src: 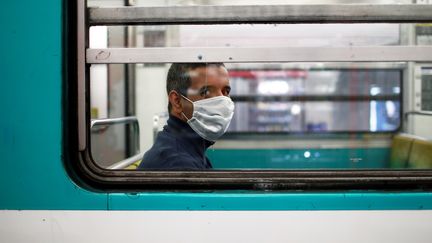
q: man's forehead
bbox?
[188,66,228,78]
[188,67,229,89]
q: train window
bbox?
[420,67,432,112]
[69,0,432,190]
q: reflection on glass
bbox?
[229,101,400,133]
[227,69,401,133]
[90,122,139,168]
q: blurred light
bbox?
[370,87,381,96]
[89,26,108,48]
[370,101,377,132]
[393,86,400,94]
[257,80,290,95]
[291,104,301,115]
[386,101,396,117]
[304,151,311,158]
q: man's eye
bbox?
[200,89,210,97]
[224,88,231,96]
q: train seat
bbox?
[389,134,416,168]
[125,160,141,170]
[408,139,432,169]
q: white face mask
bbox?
[181,95,235,142]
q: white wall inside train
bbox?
[406,64,432,139]
[89,26,108,119]
[136,66,169,152]
[412,117,432,139]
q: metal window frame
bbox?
[89,5,432,25]
[87,46,432,64]
[72,1,432,191]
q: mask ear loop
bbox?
[202,60,209,162]
[180,93,194,104]
[181,111,189,121]
[179,93,193,121]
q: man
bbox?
[137,63,234,170]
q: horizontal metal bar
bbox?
[90,116,138,128]
[89,4,432,25]
[231,95,400,102]
[404,110,432,120]
[107,152,144,170]
[87,46,432,63]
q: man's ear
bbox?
[168,90,182,114]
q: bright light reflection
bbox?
[291,104,301,115]
[370,101,377,132]
[257,80,290,95]
[386,101,396,117]
[370,87,381,96]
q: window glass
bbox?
[227,68,401,133]
[82,1,432,175]
[90,122,139,168]
[91,24,401,48]
[421,68,432,111]
[88,63,402,170]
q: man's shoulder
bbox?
[138,133,197,169]
[139,149,202,170]
[141,132,180,162]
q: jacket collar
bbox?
[166,115,214,152]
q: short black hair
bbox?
[166,63,225,112]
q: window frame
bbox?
[65,0,432,191]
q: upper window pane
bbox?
[91,24,401,48]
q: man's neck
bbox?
[170,112,187,123]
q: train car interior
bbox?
[83,0,432,184]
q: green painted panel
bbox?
[0,0,107,210]
[108,192,432,210]
[207,148,390,169]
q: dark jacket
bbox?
[137,115,214,170]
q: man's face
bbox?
[181,65,231,119]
